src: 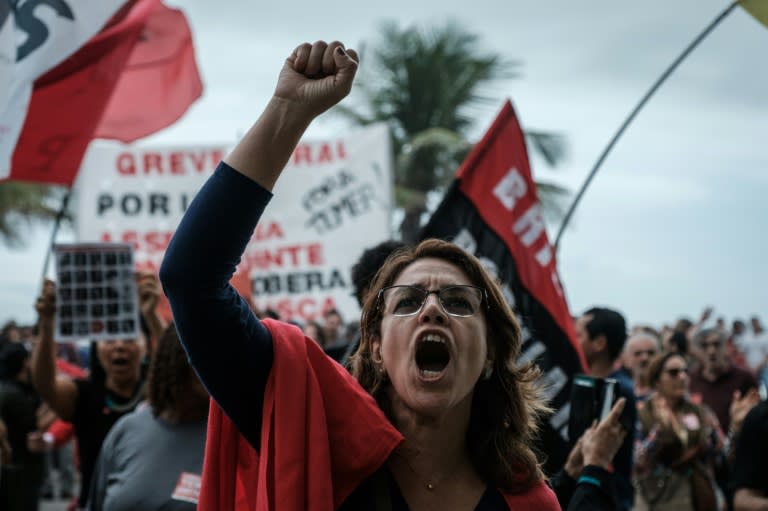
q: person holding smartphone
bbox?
[574,307,637,511]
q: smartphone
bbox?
[568,375,620,443]
[600,378,617,421]
[568,374,599,443]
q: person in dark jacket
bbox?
[0,342,45,511]
[551,397,627,511]
[730,400,768,511]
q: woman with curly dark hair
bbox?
[160,39,559,510]
[88,324,209,511]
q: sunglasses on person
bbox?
[378,285,487,317]
[663,367,688,378]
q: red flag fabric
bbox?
[199,319,404,511]
[420,100,587,474]
[95,3,202,142]
[455,101,581,344]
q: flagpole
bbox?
[553,0,741,252]
[40,188,72,285]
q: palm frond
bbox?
[331,20,568,236]
[0,182,68,247]
[525,131,567,167]
[331,104,375,126]
[535,180,570,221]
[394,185,428,210]
[397,128,471,191]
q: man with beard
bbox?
[689,327,760,509]
[622,332,659,401]
[689,328,757,433]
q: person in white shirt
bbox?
[741,316,768,386]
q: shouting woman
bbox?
[160,40,559,511]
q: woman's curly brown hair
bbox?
[349,239,550,494]
[147,322,201,417]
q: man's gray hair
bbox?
[693,327,727,346]
[625,331,661,350]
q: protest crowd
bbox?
[0,39,766,511]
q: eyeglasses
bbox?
[663,367,688,378]
[633,349,657,357]
[378,285,487,317]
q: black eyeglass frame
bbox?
[377,284,489,318]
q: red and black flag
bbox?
[420,100,587,473]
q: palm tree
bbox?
[0,182,68,247]
[335,20,568,242]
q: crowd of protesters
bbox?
[1,300,766,510]
[1,39,767,511]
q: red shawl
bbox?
[197,319,559,510]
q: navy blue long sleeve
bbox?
[551,466,618,511]
[159,162,274,450]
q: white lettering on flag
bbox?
[492,167,527,211]
[535,243,552,267]
[512,203,546,247]
[539,366,568,402]
[452,228,478,254]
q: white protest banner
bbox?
[74,123,393,323]
[74,142,228,269]
[248,123,393,323]
[53,243,140,341]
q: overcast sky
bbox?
[3,0,767,328]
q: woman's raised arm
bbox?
[159,41,358,449]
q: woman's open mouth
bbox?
[415,334,450,380]
[110,357,130,370]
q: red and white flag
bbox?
[0,0,132,179]
[0,3,14,114]
[95,3,203,143]
[1,0,202,185]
